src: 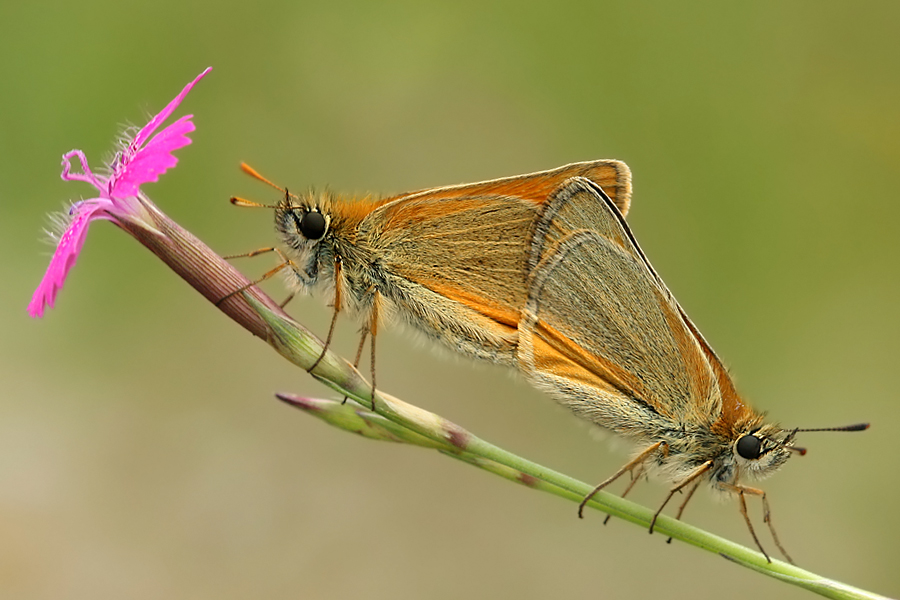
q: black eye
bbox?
[299,210,327,240]
[736,434,762,460]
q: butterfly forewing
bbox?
[528,177,635,273]
[355,161,633,364]
[380,160,632,217]
[360,195,534,362]
[519,180,721,427]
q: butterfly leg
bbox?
[308,258,343,373]
[216,248,293,306]
[602,462,645,525]
[223,246,276,259]
[578,441,667,518]
[665,477,703,543]
[338,286,380,410]
[367,290,380,410]
[649,460,712,535]
[719,482,792,564]
[340,328,369,405]
[278,293,296,308]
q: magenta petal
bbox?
[30,68,211,318]
[60,149,105,191]
[110,115,196,197]
[27,201,112,318]
[131,67,211,150]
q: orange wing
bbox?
[518,177,742,430]
[354,162,632,364]
[381,160,632,217]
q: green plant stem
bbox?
[110,197,887,600]
[250,294,888,600]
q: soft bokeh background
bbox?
[2,2,897,599]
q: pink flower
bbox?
[28,67,211,318]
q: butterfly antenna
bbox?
[781,422,869,456]
[230,196,278,208]
[231,162,297,208]
[241,162,288,194]
[793,423,870,433]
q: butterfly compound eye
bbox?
[299,211,327,240]
[736,434,763,459]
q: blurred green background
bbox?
[2,1,897,599]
